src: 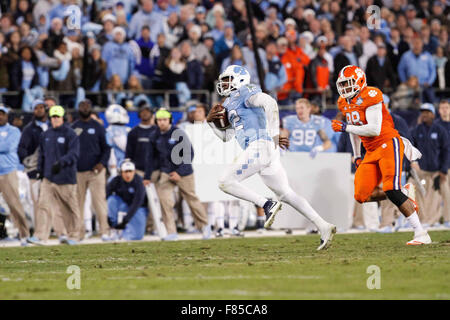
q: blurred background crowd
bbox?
[0,0,449,244]
[0,0,447,112]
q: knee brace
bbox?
[385,190,409,208]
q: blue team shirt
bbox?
[224,84,271,150]
[282,115,327,152]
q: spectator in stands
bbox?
[202,32,219,93]
[180,40,204,99]
[33,105,80,245]
[278,30,309,103]
[421,24,439,55]
[436,100,450,227]
[129,0,165,42]
[221,44,245,72]
[398,37,437,103]
[97,14,117,46]
[264,41,287,98]
[10,46,40,91]
[71,100,110,241]
[44,17,64,56]
[18,100,48,241]
[0,105,30,245]
[34,39,61,89]
[333,35,358,96]
[430,1,447,25]
[187,24,212,66]
[102,27,136,85]
[83,44,107,92]
[161,46,190,105]
[410,103,449,227]
[107,159,149,240]
[135,25,155,88]
[386,27,409,80]
[144,109,211,240]
[126,105,156,177]
[433,46,449,98]
[366,43,397,92]
[49,41,74,91]
[392,76,421,110]
[164,12,183,48]
[309,38,331,102]
[214,21,241,70]
[241,34,268,87]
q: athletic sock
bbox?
[0,214,7,239]
[282,191,328,231]
[406,212,424,236]
[256,216,265,229]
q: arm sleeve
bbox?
[17,128,30,161]
[397,56,407,83]
[124,182,146,222]
[99,127,111,167]
[246,92,280,138]
[58,132,79,167]
[345,103,382,137]
[207,121,235,142]
[125,129,135,160]
[0,128,20,154]
[349,133,362,158]
[37,134,44,174]
[106,177,117,199]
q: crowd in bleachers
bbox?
[0,0,447,111]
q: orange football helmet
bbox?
[336,65,367,99]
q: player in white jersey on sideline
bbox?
[207,65,336,250]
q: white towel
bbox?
[401,136,422,161]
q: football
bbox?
[213,105,230,129]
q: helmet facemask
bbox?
[337,77,359,99]
[216,76,237,97]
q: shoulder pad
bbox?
[239,84,262,98]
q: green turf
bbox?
[0,231,449,300]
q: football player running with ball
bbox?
[332,65,431,245]
[207,65,336,250]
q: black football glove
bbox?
[51,161,61,175]
[115,221,127,230]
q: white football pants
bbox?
[218,140,328,230]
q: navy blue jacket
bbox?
[144,126,194,179]
[71,119,110,172]
[38,124,79,184]
[18,119,48,179]
[125,125,157,172]
[435,118,450,169]
[411,121,449,173]
[106,174,147,222]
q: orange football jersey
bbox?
[337,86,399,152]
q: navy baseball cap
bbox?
[420,103,435,114]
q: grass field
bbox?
[0,231,449,300]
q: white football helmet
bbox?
[216,65,251,96]
[105,104,129,125]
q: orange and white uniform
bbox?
[336,69,404,203]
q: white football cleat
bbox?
[406,230,432,245]
[402,183,419,212]
[263,200,282,229]
[317,223,337,251]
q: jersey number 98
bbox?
[346,111,364,126]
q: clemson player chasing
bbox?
[331,65,431,245]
